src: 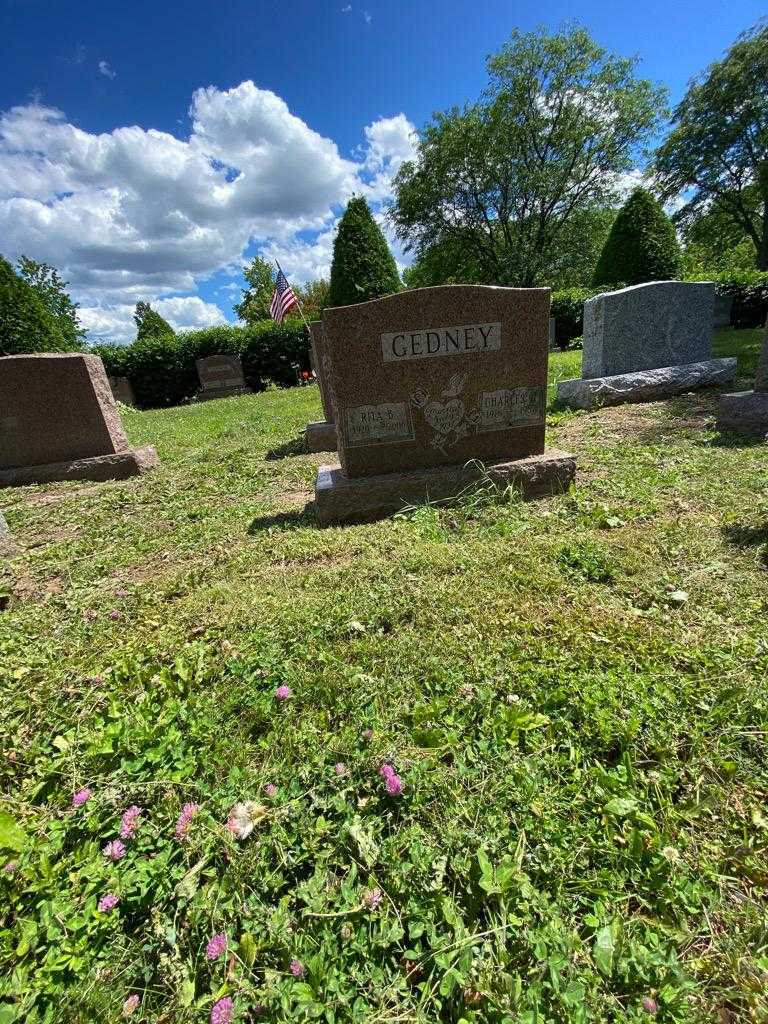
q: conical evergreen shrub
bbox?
[328,196,401,307]
[592,187,682,288]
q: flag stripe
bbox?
[270,269,299,324]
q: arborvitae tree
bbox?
[134,301,175,340]
[0,255,67,355]
[16,256,85,350]
[592,187,682,287]
[328,196,401,307]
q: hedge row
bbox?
[92,320,309,409]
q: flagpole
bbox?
[274,259,314,385]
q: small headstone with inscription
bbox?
[195,354,251,401]
[557,281,736,410]
[314,285,575,525]
[717,325,768,436]
[0,353,159,486]
[109,376,136,407]
[305,321,337,452]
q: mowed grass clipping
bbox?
[1,330,767,1024]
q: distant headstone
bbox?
[196,354,250,401]
[305,321,337,453]
[548,317,556,350]
[557,281,736,410]
[314,285,575,524]
[717,326,768,435]
[109,376,136,407]
[0,354,159,486]
[713,293,733,330]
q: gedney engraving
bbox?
[381,323,502,363]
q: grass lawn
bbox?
[1,329,767,1024]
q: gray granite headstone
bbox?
[196,354,250,401]
[582,281,715,378]
[717,326,768,435]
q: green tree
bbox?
[134,301,175,341]
[328,196,401,307]
[592,187,681,286]
[0,255,67,355]
[234,257,275,323]
[295,278,330,321]
[391,26,665,287]
[16,256,84,350]
[654,20,768,271]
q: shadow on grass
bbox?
[247,505,315,533]
[722,522,768,549]
[265,436,306,461]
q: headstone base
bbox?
[196,386,251,402]
[557,358,737,411]
[716,390,768,436]
[305,421,337,453]
[315,448,576,526]
[0,446,160,488]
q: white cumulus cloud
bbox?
[0,83,416,343]
[98,61,116,79]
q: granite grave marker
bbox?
[0,353,159,486]
[196,354,251,401]
[315,285,575,524]
[109,376,136,407]
[717,325,768,435]
[305,321,337,453]
[557,281,736,409]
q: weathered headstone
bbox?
[196,354,250,401]
[305,321,337,453]
[548,317,556,350]
[315,285,575,524]
[557,281,736,409]
[717,325,768,435]
[109,376,136,407]
[0,353,159,487]
[713,293,733,330]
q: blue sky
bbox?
[0,0,763,342]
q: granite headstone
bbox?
[717,325,768,435]
[109,376,136,407]
[0,353,159,486]
[305,321,337,452]
[196,354,250,401]
[557,281,736,410]
[315,285,575,523]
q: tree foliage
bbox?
[16,256,84,350]
[391,26,665,287]
[592,187,681,286]
[234,257,275,323]
[328,196,401,307]
[654,20,768,270]
[134,301,175,341]
[0,255,69,355]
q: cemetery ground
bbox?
[1,329,767,1024]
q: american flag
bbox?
[269,268,299,324]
